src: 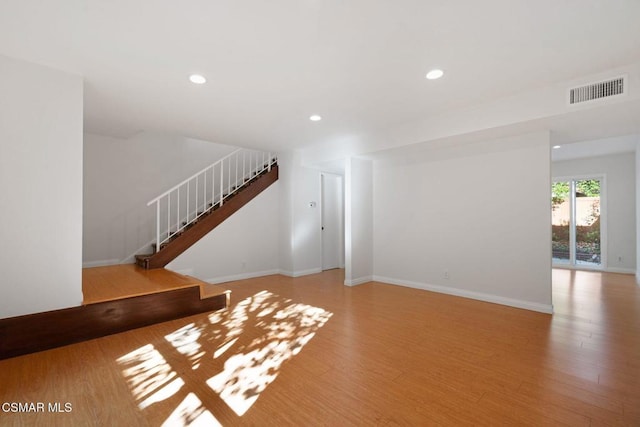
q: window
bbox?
[552,178,603,269]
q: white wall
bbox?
[277,152,295,274]
[372,132,553,313]
[277,152,323,277]
[345,157,373,285]
[0,55,83,318]
[637,144,640,285]
[553,152,636,273]
[292,161,322,275]
[166,183,280,283]
[83,132,236,266]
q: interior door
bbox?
[321,174,343,270]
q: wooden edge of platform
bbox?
[183,276,232,301]
[0,286,228,360]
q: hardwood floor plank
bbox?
[1,269,639,425]
[517,380,625,423]
[478,390,591,426]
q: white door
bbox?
[321,174,343,270]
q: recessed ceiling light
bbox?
[553,145,561,149]
[309,115,322,122]
[189,74,207,84]
[425,69,444,80]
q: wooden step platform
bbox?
[0,265,229,360]
[82,264,228,304]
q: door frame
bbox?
[320,172,345,270]
[552,174,607,271]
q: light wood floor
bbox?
[1,269,638,426]
[82,265,226,304]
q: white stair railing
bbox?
[147,149,277,252]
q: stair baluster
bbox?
[135,149,278,269]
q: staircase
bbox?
[135,149,278,269]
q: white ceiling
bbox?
[1,0,640,153]
[552,134,638,162]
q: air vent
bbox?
[569,76,626,105]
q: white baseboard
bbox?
[344,276,373,286]
[206,269,280,284]
[278,268,322,278]
[121,239,156,265]
[82,259,121,268]
[372,275,553,314]
[278,269,294,277]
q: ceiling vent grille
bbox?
[569,76,626,105]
